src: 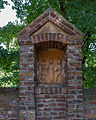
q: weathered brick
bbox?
[17,8,85,120]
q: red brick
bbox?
[42,12,49,19]
[38,104,44,107]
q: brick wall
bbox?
[0,88,19,120]
[35,87,66,120]
[84,88,96,120]
[0,87,96,119]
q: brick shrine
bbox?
[18,7,84,120]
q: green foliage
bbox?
[0,22,24,48]
[11,0,62,24]
[0,22,25,87]
[0,46,19,87]
[66,0,96,33]
[0,0,96,87]
[83,34,96,88]
[0,0,9,11]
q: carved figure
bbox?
[39,59,48,84]
[54,58,62,83]
[39,57,62,85]
[47,58,55,83]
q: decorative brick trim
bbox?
[32,33,68,44]
[18,33,68,46]
[18,8,83,41]
[18,34,83,46]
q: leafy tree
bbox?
[0,0,96,87]
[0,22,24,87]
[0,0,9,11]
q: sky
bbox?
[0,0,18,27]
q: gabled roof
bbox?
[18,7,83,37]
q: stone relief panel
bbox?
[38,49,64,85]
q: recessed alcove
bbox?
[39,48,63,85]
[34,41,66,87]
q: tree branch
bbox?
[82,31,92,65]
[58,0,66,17]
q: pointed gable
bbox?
[18,7,83,38]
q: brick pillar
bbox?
[67,36,84,120]
[19,43,36,120]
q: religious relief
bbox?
[38,48,64,86]
[39,57,62,85]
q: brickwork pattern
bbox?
[18,8,84,120]
[19,33,68,46]
[67,36,84,120]
[19,45,35,120]
[0,8,96,120]
[19,33,68,119]
[0,88,19,120]
[18,8,83,40]
[84,88,96,120]
[0,88,96,119]
[35,87,66,120]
